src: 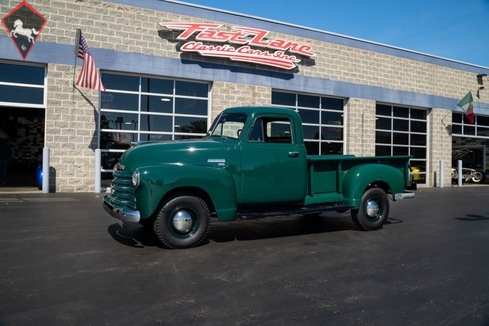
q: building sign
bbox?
[1,1,47,60]
[159,22,315,70]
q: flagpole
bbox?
[73,28,81,86]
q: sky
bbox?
[175,0,489,68]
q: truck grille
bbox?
[109,169,137,210]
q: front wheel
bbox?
[351,187,390,231]
[472,171,485,184]
[153,195,211,249]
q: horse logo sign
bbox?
[1,1,47,60]
[11,19,40,43]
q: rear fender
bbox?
[136,164,237,221]
[342,164,405,208]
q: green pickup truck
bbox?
[103,106,415,249]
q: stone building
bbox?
[1,0,488,192]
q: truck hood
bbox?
[118,137,233,171]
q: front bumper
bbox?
[394,192,416,200]
[103,195,140,223]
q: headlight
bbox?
[132,169,140,188]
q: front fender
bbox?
[342,163,405,208]
[136,163,237,221]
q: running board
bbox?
[237,205,353,220]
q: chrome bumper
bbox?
[103,196,140,223]
[394,192,415,200]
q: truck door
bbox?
[239,115,307,204]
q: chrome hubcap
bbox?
[171,210,193,233]
[366,200,380,218]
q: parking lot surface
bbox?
[1,186,489,326]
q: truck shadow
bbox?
[209,213,402,243]
[208,216,350,243]
[107,213,403,248]
[107,223,166,249]
[455,214,489,221]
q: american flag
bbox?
[75,30,106,91]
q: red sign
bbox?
[159,22,315,70]
[1,1,47,60]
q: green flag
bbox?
[457,92,474,123]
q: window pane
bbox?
[376,104,391,116]
[100,112,139,130]
[477,115,489,127]
[410,120,426,133]
[410,160,426,170]
[303,125,320,139]
[452,112,463,123]
[103,74,139,91]
[272,92,296,106]
[100,131,134,148]
[321,111,343,126]
[322,126,343,140]
[249,119,264,142]
[393,132,409,144]
[410,134,426,146]
[376,131,391,144]
[142,78,173,94]
[463,125,475,135]
[0,63,45,84]
[410,147,426,159]
[411,109,426,120]
[477,127,489,137]
[298,94,319,108]
[268,120,291,138]
[297,109,319,124]
[175,98,208,115]
[376,117,391,130]
[376,145,391,156]
[0,85,43,104]
[139,133,172,141]
[393,106,409,118]
[305,141,319,155]
[139,114,172,132]
[393,146,409,155]
[451,124,462,134]
[393,119,409,131]
[174,117,207,133]
[175,81,208,97]
[321,98,343,111]
[105,93,139,111]
[322,142,343,154]
[141,95,172,114]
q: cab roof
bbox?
[223,106,300,117]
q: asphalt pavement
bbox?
[0,186,489,326]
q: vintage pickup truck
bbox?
[103,106,415,249]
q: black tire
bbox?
[351,187,390,231]
[153,195,210,249]
[472,171,484,184]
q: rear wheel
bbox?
[351,187,389,230]
[153,195,210,249]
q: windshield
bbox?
[207,112,248,139]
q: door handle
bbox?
[288,151,299,157]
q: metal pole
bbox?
[95,149,101,193]
[458,160,463,187]
[42,147,50,193]
[439,160,444,188]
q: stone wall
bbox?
[1,0,488,190]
